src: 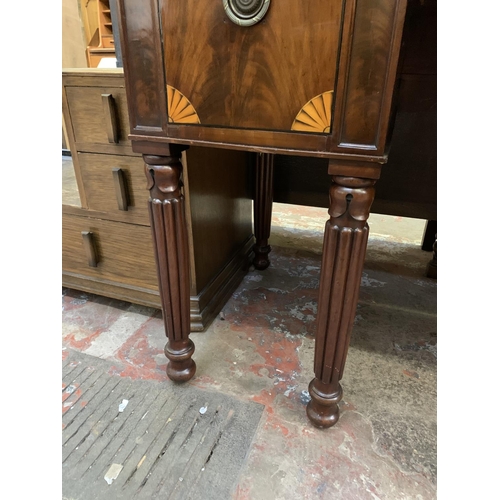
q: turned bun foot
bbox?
[164,339,196,382]
[306,379,343,428]
[253,244,271,270]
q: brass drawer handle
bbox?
[101,93,119,143]
[81,231,99,267]
[112,168,129,211]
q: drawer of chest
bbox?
[78,153,149,225]
[62,214,157,291]
[65,85,132,154]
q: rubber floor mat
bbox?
[62,350,264,499]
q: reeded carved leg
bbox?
[144,149,196,382]
[307,175,376,428]
[253,153,274,270]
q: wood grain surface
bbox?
[78,153,150,225]
[160,0,344,131]
[144,151,196,381]
[117,0,408,157]
[65,86,131,150]
[62,214,158,290]
[333,0,406,149]
[185,148,253,292]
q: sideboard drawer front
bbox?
[62,214,157,290]
[160,0,344,134]
[78,153,150,225]
[65,86,131,152]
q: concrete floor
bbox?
[62,204,437,499]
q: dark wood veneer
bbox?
[253,153,274,270]
[119,0,168,134]
[161,0,344,131]
[116,0,409,428]
[334,0,407,150]
[144,150,196,381]
[118,0,407,157]
[307,172,376,427]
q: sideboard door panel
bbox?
[160,0,345,133]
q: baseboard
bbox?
[62,236,254,332]
[189,235,254,330]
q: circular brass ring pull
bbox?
[222,0,270,27]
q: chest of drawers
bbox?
[62,69,255,331]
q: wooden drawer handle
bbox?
[101,93,119,143]
[112,168,129,211]
[81,231,99,267]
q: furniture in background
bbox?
[62,0,88,68]
[115,0,409,428]
[62,69,255,331]
[85,0,116,67]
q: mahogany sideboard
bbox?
[115,0,409,428]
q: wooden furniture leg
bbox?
[143,149,196,382]
[426,237,437,279]
[307,175,376,428]
[421,220,437,252]
[253,153,274,270]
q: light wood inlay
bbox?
[291,91,334,134]
[167,85,200,124]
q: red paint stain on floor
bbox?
[251,390,293,438]
[192,374,220,390]
[62,383,80,403]
[251,389,276,408]
[62,294,126,350]
[63,328,106,351]
[110,319,167,381]
[267,418,291,437]
[232,484,251,500]
[224,287,311,403]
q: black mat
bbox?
[62,350,264,499]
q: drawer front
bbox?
[161,0,344,133]
[65,86,131,153]
[62,214,157,291]
[78,153,150,225]
[101,35,115,49]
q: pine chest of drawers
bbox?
[62,69,255,331]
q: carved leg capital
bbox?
[307,175,376,428]
[144,151,196,382]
